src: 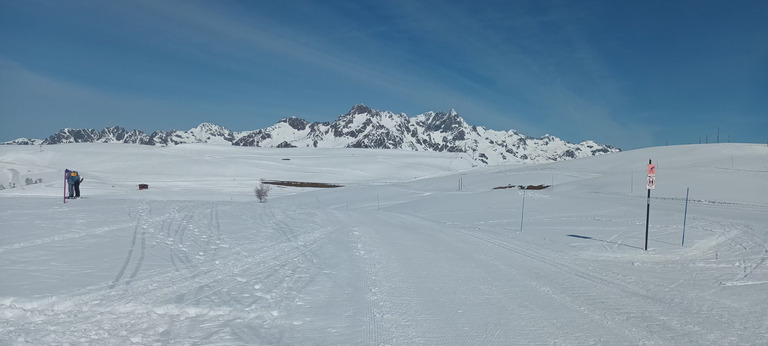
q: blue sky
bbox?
[1,0,766,149]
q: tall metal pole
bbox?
[645,159,652,251]
[682,187,689,247]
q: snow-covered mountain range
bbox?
[3,104,618,164]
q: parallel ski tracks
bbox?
[350,226,386,346]
[5,200,332,344]
[107,203,328,307]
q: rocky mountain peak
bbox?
[6,105,619,164]
[347,104,374,116]
[279,117,309,131]
[415,110,469,133]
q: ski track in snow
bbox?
[457,228,755,344]
[327,210,762,344]
[0,223,136,254]
[0,200,334,344]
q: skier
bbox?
[65,170,83,199]
[74,172,83,198]
[65,169,74,198]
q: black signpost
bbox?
[645,159,655,251]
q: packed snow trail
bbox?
[314,207,760,345]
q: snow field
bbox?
[1,143,767,344]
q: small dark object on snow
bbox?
[493,184,550,190]
[138,184,149,190]
[261,180,342,188]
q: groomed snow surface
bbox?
[1,143,767,345]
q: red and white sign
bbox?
[646,176,656,190]
[647,164,656,176]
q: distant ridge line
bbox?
[2,104,618,165]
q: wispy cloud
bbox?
[374,0,638,145]
[106,1,511,119]
[0,59,246,140]
[2,0,652,147]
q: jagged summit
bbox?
[3,105,619,164]
[415,110,467,133]
[346,104,375,116]
[279,117,310,131]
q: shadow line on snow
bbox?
[567,234,644,250]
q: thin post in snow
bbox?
[520,188,526,232]
[645,187,650,250]
[645,159,652,251]
[63,170,67,204]
[682,187,690,247]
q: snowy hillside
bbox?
[1,143,766,344]
[3,105,618,165]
